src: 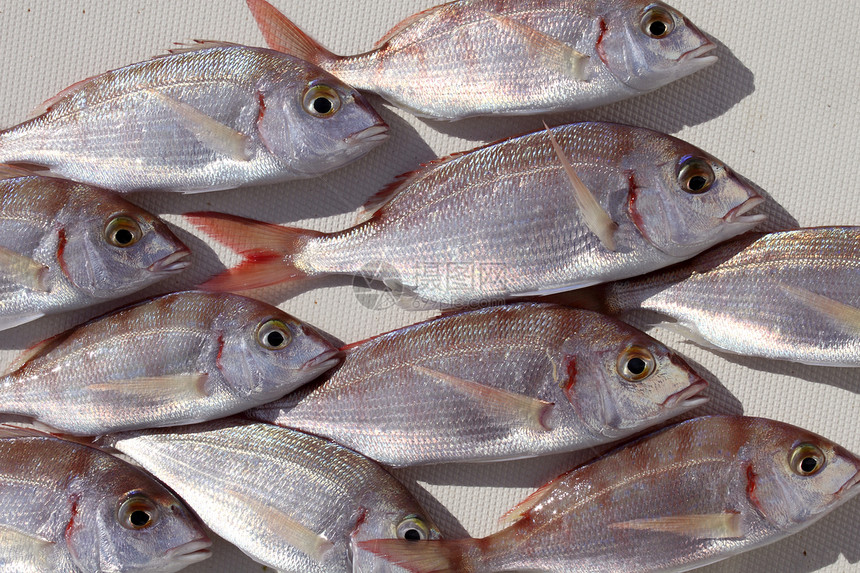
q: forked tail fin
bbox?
[184,211,325,292]
[245,0,337,65]
[356,538,483,573]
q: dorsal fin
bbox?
[372,4,446,49]
[0,424,56,440]
[164,40,241,57]
[26,75,98,120]
[2,331,67,376]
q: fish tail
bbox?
[356,538,484,573]
[245,0,338,66]
[184,211,325,292]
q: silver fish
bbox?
[106,420,441,572]
[249,303,708,465]
[0,172,189,331]
[0,291,340,435]
[246,0,717,120]
[360,415,860,572]
[0,426,211,572]
[559,227,860,366]
[188,122,765,305]
[0,43,388,193]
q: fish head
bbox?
[257,62,388,176]
[741,418,860,530]
[217,297,341,402]
[626,133,766,258]
[559,315,707,438]
[66,464,211,573]
[349,501,442,572]
[598,0,717,91]
[59,192,190,298]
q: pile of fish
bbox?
[0,1,856,572]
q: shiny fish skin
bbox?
[247,0,717,120]
[0,427,211,572]
[0,174,189,331]
[599,227,860,366]
[107,420,441,572]
[189,122,765,304]
[248,303,708,465]
[360,416,860,572]
[0,291,340,435]
[0,44,388,193]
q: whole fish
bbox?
[360,416,860,572]
[246,0,718,119]
[0,426,211,572]
[0,43,388,193]
[188,122,765,305]
[558,227,860,366]
[0,291,340,435]
[0,171,189,330]
[249,303,708,465]
[106,420,441,572]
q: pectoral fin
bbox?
[85,374,210,400]
[498,473,568,526]
[780,284,860,335]
[545,124,617,251]
[147,90,253,161]
[227,489,334,562]
[413,366,553,431]
[0,245,49,292]
[608,512,743,539]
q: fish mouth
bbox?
[166,538,213,565]
[346,123,390,145]
[836,450,860,497]
[679,41,718,68]
[149,248,192,274]
[723,196,767,226]
[663,380,709,409]
[301,348,343,372]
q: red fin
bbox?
[186,211,325,292]
[373,5,444,49]
[245,0,336,64]
[27,75,97,119]
[356,539,475,573]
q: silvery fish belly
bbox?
[0,44,388,193]
[0,173,189,331]
[601,227,860,366]
[0,291,340,435]
[188,122,765,305]
[106,420,441,572]
[246,0,717,119]
[248,303,708,465]
[360,416,860,573]
[0,427,211,573]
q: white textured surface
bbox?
[0,1,857,571]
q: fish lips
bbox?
[148,248,192,274]
[677,37,718,73]
[300,348,343,374]
[723,196,767,227]
[164,537,213,568]
[662,379,709,409]
[346,123,390,146]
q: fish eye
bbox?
[640,6,675,39]
[677,157,715,194]
[256,318,292,350]
[302,84,342,118]
[397,515,430,541]
[104,215,143,248]
[617,346,656,382]
[789,443,825,476]
[117,493,159,530]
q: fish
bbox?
[0,426,211,572]
[556,227,860,366]
[248,302,708,465]
[245,0,718,120]
[0,43,388,193]
[0,170,190,331]
[0,291,340,435]
[359,415,860,572]
[104,419,442,572]
[187,122,766,305]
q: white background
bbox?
[0,1,857,571]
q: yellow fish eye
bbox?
[677,157,715,194]
[789,443,825,476]
[303,84,342,118]
[617,346,656,382]
[640,7,675,39]
[104,215,143,248]
[397,515,430,541]
[256,319,292,350]
[117,492,159,530]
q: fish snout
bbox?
[165,537,213,566]
[662,378,709,409]
[301,347,343,373]
[723,195,766,226]
[835,445,860,497]
[148,248,192,274]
